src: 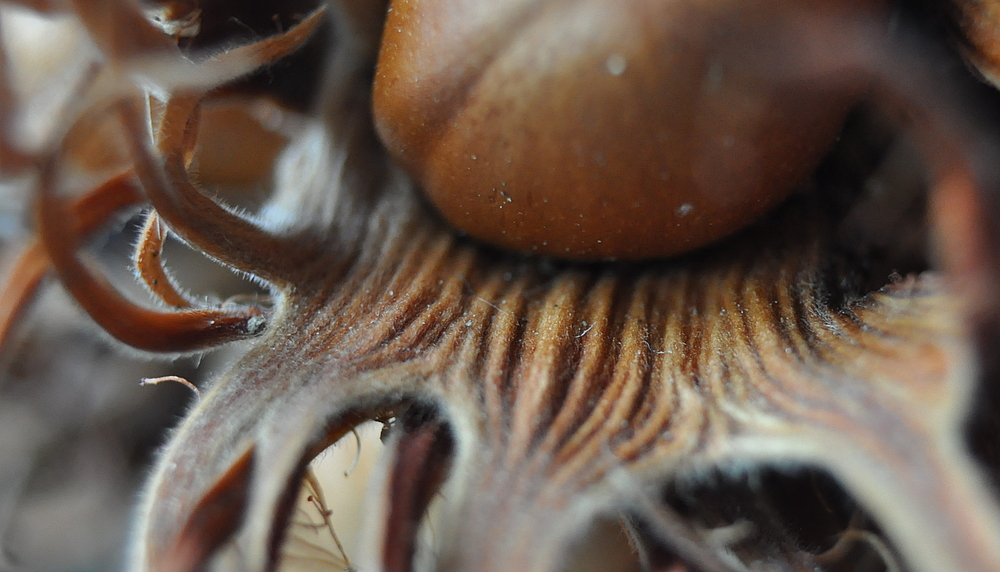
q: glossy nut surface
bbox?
[374,0,879,260]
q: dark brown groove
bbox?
[627,284,670,434]
[735,274,818,421]
[477,271,534,446]
[363,240,472,361]
[546,280,638,467]
[678,268,704,384]
[544,274,629,460]
[505,274,591,463]
[587,276,660,452]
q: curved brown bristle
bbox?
[36,160,267,352]
[133,209,197,309]
[0,169,142,350]
[120,97,307,286]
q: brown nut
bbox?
[373,0,883,260]
[949,0,1000,89]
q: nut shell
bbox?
[374,0,879,259]
[950,0,1000,89]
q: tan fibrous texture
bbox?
[136,172,1000,572]
[373,0,885,259]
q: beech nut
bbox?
[373,0,883,260]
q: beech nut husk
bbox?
[7,2,1000,572]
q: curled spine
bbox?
[0,3,328,353]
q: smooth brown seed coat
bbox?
[373,0,883,259]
